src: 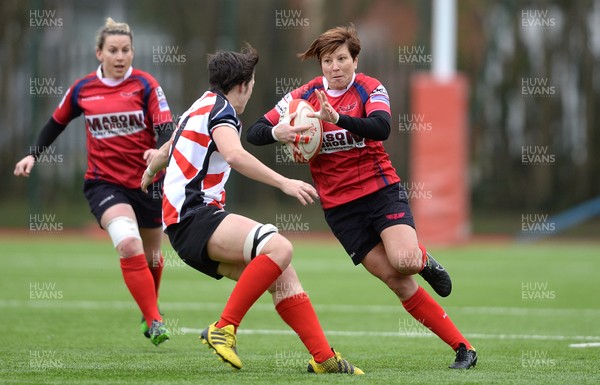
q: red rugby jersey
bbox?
[264,73,400,209]
[53,66,172,189]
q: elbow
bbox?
[377,115,391,140]
[245,135,257,145]
[377,123,391,141]
[223,148,246,167]
[245,125,259,145]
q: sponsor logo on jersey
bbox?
[320,129,365,154]
[369,85,390,106]
[386,212,406,220]
[85,110,146,139]
[155,87,170,112]
[120,91,139,98]
[81,95,105,102]
[338,102,357,113]
[275,93,295,116]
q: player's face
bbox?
[96,35,134,80]
[236,74,255,114]
[320,44,358,90]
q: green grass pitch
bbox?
[1,234,599,384]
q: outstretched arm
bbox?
[246,112,312,145]
[309,89,390,140]
[140,137,173,193]
[214,124,318,206]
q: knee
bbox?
[263,235,293,270]
[381,272,417,300]
[394,245,423,275]
[116,236,144,258]
[106,216,143,258]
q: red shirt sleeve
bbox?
[143,74,173,127]
[52,83,79,125]
[363,77,391,116]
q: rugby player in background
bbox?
[15,18,172,346]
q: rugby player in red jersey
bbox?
[14,18,172,346]
[247,24,477,369]
[141,44,363,374]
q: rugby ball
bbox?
[281,99,323,163]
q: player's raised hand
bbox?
[14,155,36,177]
[280,178,319,206]
[273,111,312,143]
[308,89,339,124]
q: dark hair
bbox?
[298,23,361,63]
[208,43,259,94]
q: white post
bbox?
[432,0,456,81]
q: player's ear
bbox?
[353,55,359,69]
[95,48,103,62]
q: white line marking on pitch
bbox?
[568,342,600,348]
[2,299,600,317]
[180,327,600,342]
[2,299,599,345]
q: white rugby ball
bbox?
[281,99,323,163]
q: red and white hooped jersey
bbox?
[162,91,240,229]
[264,73,400,209]
[52,66,172,189]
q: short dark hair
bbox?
[208,43,259,94]
[298,23,361,63]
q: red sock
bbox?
[275,292,334,363]
[402,286,471,350]
[148,251,164,296]
[418,243,428,272]
[120,254,161,327]
[216,254,282,329]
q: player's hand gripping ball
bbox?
[281,99,323,163]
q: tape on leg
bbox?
[243,223,279,264]
[106,216,141,248]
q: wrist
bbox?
[145,166,156,177]
[333,112,340,124]
[271,125,279,141]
